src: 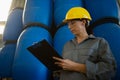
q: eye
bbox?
[71,21,76,24]
[68,20,76,25]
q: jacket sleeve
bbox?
[86,38,116,80]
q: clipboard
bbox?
[27,39,63,71]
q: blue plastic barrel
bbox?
[54,0,83,26]
[12,27,52,80]
[3,8,23,41]
[0,8,23,78]
[84,0,119,23]
[23,0,53,28]
[0,44,16,77]
[53,25,74,55]
[93,23,120,80]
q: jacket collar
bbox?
[71,34,96,44]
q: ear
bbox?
[82,20,86,26]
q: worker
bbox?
[53,7,116,80]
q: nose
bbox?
[68,24,71,29]
[68,24,74,30]
[68,22,72,28]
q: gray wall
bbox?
[10,0,25,11]
[0,34,4,48]
[118,0,120,6]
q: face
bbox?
[67,19,86,35]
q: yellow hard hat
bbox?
[63,7,92,23]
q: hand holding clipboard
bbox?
[27,39,63,71]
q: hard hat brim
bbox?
[62,19,68,23]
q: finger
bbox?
[55,62,61,65]
[53,57,63,62]
[63,67,67,70]
[55,62,63,67]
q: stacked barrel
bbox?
[0,8,23,78]
[53,0,83,55]
[84,0,120,79]
[12,0,53,80]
